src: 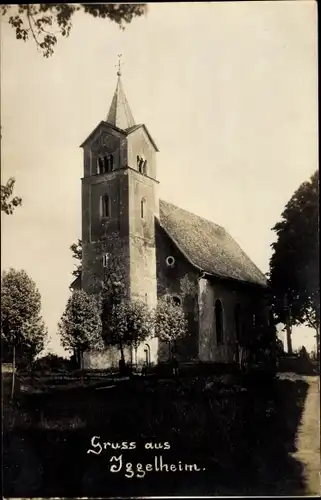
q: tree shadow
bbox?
[3,374,311,497]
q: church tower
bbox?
[80,62,159,364]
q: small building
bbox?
[71,69,269,369]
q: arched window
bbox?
[137,155,145,174]
[143,160,147,175]
[102,253,109,267]
[106,155,113,172]
[102,157,108,173]
[140,197,146,219]
[215,299,224,345]
[97,157,104,174]
[234,304,241,342]
[101,194,111,218]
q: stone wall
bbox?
[198,276,269,363]
[155,223,199,362]
[127,126,157,179]
[83,346,131,370]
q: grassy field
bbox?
[2,371,310,497]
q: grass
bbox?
[3,372,310,497]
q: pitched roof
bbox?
[158,200,268,288]
[106,75,136,130]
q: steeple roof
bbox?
[106,72,136,130]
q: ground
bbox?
[2,369,320,497]
[280,373,320,495]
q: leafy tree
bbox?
[108,296,154,368]
[154,296,189,359]
[18,317,48,368]
[58,289,103,368]
[70,238,82,279]
[1,178,22,215]
[1,268,47,396]
[269,170,319,354]
[1,4,148,58]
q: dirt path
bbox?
[279,373,320,495]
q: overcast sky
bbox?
[1,2,317,355]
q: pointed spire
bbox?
[106,54,135,130]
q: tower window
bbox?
[140,197,146,219]
[101,194,111,218]
[137,155,145,174]
[215,299,224,345]
[106,155,113,172]
[102,253,109,267]
[98,155,114,174]
[143,160,147,175]
[97,157,104,174]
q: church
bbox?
[71,66,270,369]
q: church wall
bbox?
[81,237,131,296]
[127,127,157,179]
[198,276,269,363]
[82,180,90,245]
[83,144,91,179]
[155,224,199,363]
[198,278,215,361]
[81,169,131,295]
[127,169,159,364]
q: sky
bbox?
[1,2,318,356]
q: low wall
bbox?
[83,346,132,370]
[83,337,159,370]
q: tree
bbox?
[1,4,148,58]
[1,268,47,396]
[1,178,22,215]
[108,296,154,369]
[58,290,103,369]
[70,239,82,279]
[154,296,189,359]
[269,170,319,355]
[18,317,48,368]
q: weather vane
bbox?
[116,53,123,76]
